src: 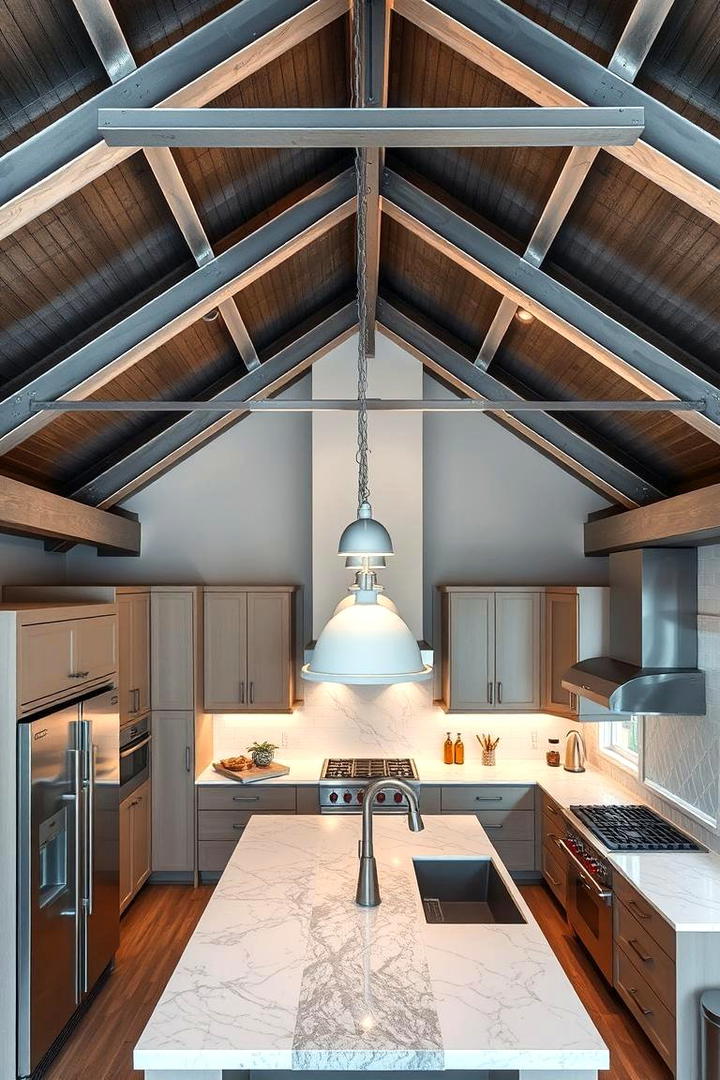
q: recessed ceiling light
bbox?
[515,308,534,323]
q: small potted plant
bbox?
[247,740,279,768]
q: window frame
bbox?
[599,715,641,774]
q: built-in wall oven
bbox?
[557,829,613,983]
[119,715,151,801]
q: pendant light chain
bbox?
[353,0,370,509]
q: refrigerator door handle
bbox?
[87,743,96,917]
[63,748,82,1005]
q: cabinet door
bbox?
[495,592,541,709]
[18,622,75,707]
[246,591,292,710]
[119,795,133,912]
[151,712,194,872]
[117,595,134,724]
[131,593,151,716]
[151,591,195,711]
[543,591,578,716]
[132,781,152,893]
[73,615,117,684]
[447,592,495,710]
[204,591,248,710]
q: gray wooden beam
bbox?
[66,303,358,508]
[0,0,348,241]
[0,475,140,553]
[97,106,645,147]
[585,484,720,555]
[0,169,355,454]
[376,299,664,507]
[71,0,260,371]
[394,0,720,225]
[381,169,720,447]
[475,0,676,370]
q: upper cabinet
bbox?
[117,589,150,724]
[439,588,541,712]
[542,590,579,717]
[204,587,295,713]
[151,588,200,712]
[18,610,117,713]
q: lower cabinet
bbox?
[119,779,152,913]
[196,784,300,877]
[440,785,537,874]
[151,711,195,874]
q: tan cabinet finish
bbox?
[118,590,150,724]
[203,587,295,712]
[119,779,152,913]
[542,590,578,716]
[18,612,117,711]
[151,712,194,873]
[151,590,197,711]
[439,587,541,712]
[197,783,298,876]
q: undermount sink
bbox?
[413,858,526,925]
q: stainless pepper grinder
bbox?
[564,729,586,773]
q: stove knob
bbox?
[376,791,386,803]
[394,791,403,804]
[343,792,353,803]
[357,791,364,803]
[329,791,338,803]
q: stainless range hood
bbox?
[562,548,706,716]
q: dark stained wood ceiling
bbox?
[1,0,720,510]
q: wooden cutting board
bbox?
[212,761,290,784]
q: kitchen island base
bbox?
[144,1071,598,1079]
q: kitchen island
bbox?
[135,813,607,1079]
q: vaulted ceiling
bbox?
[1,0,719,551]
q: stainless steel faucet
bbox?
[355,778,424,907]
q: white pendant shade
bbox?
[302,591,432,685]
[338,501,394,557]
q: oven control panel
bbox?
[320,784,413,813]
[563,831,611,887]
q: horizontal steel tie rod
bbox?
[31,398,705,413]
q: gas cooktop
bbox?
[321,758,418,781]
[570,804,705,852]
[319,758,419,812]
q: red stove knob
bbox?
[357,791,364,802]
[329,791,338,803]
[394,791,403,804]
[343,791,353,803]
[376,791,386,803]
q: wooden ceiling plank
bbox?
[0,169,356,455]
[0,0,350,242]
[394,0,720,226]
[0,474,139,553]
[376,299,662,507]
[71,0,260,372]
[67,302,358,508]
[585,485,720,554]
[476,0,676,370]
[381,170,720,448]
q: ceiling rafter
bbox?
[394,0,720,226]
[0,0,349,242]
[381,169,720,449]
[71,0,260,371]
[475,0,676,370]
[0,169,356,455]
[377,299,663,507]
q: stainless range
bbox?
[556,827,614,983]
[319,758,419,812]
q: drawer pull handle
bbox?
[476,796,503,802]
[545,873,560,887]
[628,899,651,920]
[628,938,652,964]
[233,795,260,802]
[232,824,245,830]
[628,987,653,1016]
[484,824,503,830]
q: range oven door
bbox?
[560,840,614,984]
[119,716,151,801]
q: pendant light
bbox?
[302,10,431,686]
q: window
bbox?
[600,715,640,769]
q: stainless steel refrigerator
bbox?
[17,684,120,1078]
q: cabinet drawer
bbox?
[541,792,565,829]
[615,946,676,1070]
[441,785,534,812]
[490,839,536,872]
[476,810,534,840]
[542,840,567,909]
[198,809,294,841]
[197,785,297,811]
[616,899,676,1011]
[419,786,441,813]
[198,840,238,873]
[614,875,676,961]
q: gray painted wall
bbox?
[0,533,66,586]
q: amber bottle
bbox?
[454,733,464,765]
[443,732,454,764]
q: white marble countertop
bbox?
[135,814,608,1074]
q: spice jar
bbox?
[546,738,561,767]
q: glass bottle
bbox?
[546,738,561,767]
[454,733,464,765]
[443,732,454,764]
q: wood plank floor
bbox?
[520,884,673,1080]
[45,883,213,1080]
[43,882,671,1080]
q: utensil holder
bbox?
[482,748,496,766]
